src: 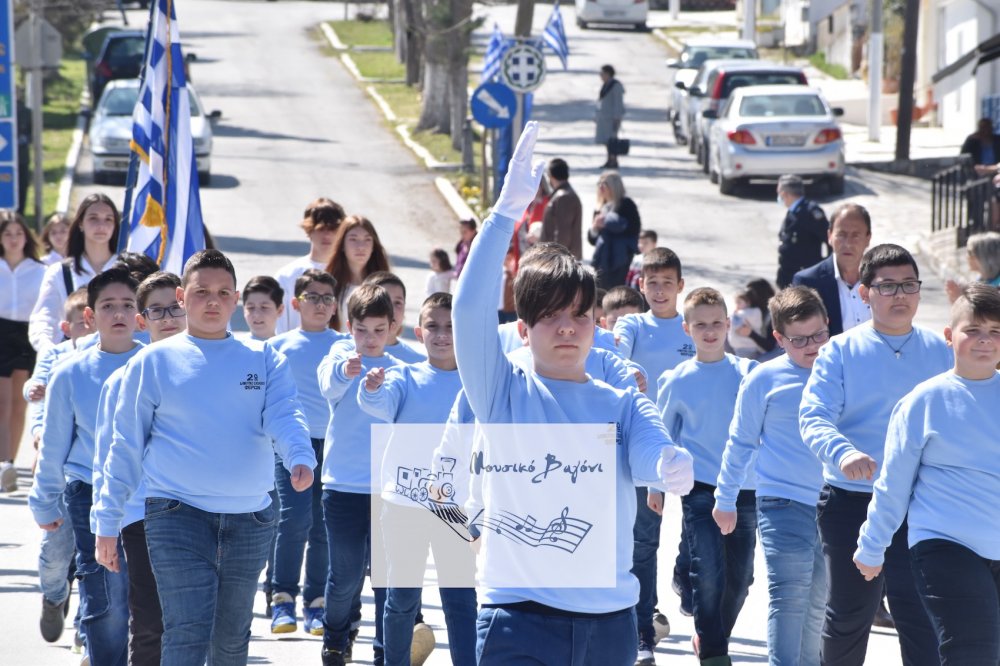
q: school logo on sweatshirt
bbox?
[241,372,264,391]
[678,343,696,358]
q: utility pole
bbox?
[742,0,755,43]
[669,0,680,21]
[28,0,43,228]
[894,0,919,161]
[867,0,883,142]
[511,0,534,144]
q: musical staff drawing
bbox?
[469,506,592,553]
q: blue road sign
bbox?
[471,81,517,130]
[0,0,16,210]
[0,120,12,162]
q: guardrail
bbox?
[931,157,995,247]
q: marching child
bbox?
[854,282,1000,666]
[658,287,758,666]
[601,284,643,332]
[364,271,427,364]
[242,275,285,341]
[800,244,950,666]
[713,286,830,666]
[29,267,145,666]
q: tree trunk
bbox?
[416,0,452,133]
[447,0,472,150]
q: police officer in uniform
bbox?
[775,174,829,288]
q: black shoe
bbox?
[40,597,67,642]
[873,600,895,629]
[345,628,359,661]
[321,648,347,666]
[265,590,273,619]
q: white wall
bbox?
[931,0,999,134]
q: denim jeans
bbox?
[631,486,661,644]
[910,539,1000,666]
[272,438,327,603]
[121,520,163,666]
[64,480,130,666]
[262,486,279,598]
[144,498,274,666]
[816,484,938,666]
[476,605,637,665]
[39,495,74,604]
[682,482,757,659]
[756,496,826,666]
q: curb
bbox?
[320,22,347,50]
[435,176,476,220]
[55,89,91,214]
[651,29,683,55]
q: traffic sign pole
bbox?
[0,0,18,213]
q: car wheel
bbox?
[719,173,739,196]
[634,22,647,31]
[827,175,845,195]
[687,133,696,154]
[695,139,704,165]
[94,170,108,185]
[709,150,720,184]
[199,171,211,187]
[576,18,588,29]
[700,141,710,174]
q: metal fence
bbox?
[931,157,996,247]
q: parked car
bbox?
[677,59,765,155]
[89,78,219,186]
[575,0,648,31]
[685,61,808,173]
[666,38,757,144]
[704,85,845,195]
[90,30,146,104]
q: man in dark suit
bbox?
[792,203,872,336]
[776,174,830,288]
[960,118,1000,167]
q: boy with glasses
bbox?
[800,244,951,666]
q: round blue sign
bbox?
[471,82,517,129]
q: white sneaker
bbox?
[652,611,670,643]
[0,462,17,492]
[635,646,655,666]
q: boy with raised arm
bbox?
[854,283,1000,665]
[800,244,950,666]
[93,249,316,665]
[453,122,693,664]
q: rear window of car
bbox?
[739,94,826,117]
[682,47,757,68]
[720,72,805,98]
[106,38,146,60]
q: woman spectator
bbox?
[39,213,70,265]
[587,171,640,289]
[28,194,120,353]
[732,278,778,358]
[595,64,625,169]
[945,231,1000,302]
[326,215,390,331]
[0,213,46,492]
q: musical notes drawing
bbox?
[469,506,592,553]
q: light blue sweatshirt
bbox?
[358,360,462,424]
[855,371,1000,566]
[454,212,680,614]
[799,324,952,492]
[318,343,401,493]
[715,355,821,511]
[92,334,315,537]
[270,328,348,438]
[386,340,426,364]
[24,338,79,437]
[615,311,695,397]
[658,353,758,488]
[29,342,144,526]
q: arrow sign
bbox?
[471,81,517,129]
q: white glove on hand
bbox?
[493,121,547,220]
[657,446,694,496]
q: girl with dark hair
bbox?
[0,213,46,491]
[39,213,70,265]
[325,215,390,331]
[28,194,121,352]
[425,248,453,296]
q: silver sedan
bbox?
[704,85,845,196]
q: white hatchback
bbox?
[575,0,648,30]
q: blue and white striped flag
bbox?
[124,0,205,275]
[543,2,570,70]
[482,23,509,82]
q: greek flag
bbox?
[543,2,570,70]
[123,0,205,275]
[482,23,509,82]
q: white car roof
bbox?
[683,37,757,49]
[729,84,823,98]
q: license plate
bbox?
[603,10,625,16]
[766,135,806,147]
[104,160,130,169]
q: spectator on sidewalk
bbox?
[540,158,583,259]
[960,117,1000,167]
[776,175,829,288]
[588,170,641,289]
[453,219,476,281]
[944,231,1000,302]
[596,64,625,169]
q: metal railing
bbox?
[931,157,996,247]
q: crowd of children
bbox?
[2,121,998,666]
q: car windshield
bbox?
[739,94,826,117]
[682,47,756,68]
[100,87,202,117]
[722,73,803,98]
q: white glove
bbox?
[493,121,547,221]
[657,446,694,496]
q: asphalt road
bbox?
[2,1,934,664]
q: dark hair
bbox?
[87,266,139,309]
[67,194,121,275]
[459,218,477,232]
[347,283,394,324]
[859,244,919,287]
[40,213,70,253]
[683,287,727,320]
[115,251,160,283]
[602,285,644,312]
[595,288,607,309]
[514,253,596,327]
[430,248,453,272]
[830,203,872,235]
[300,197,346,234]
[639,229,657,243]
[64,287,89,319]
[326,215,391,330]
[364,270,407,300]
[294,268,337,298]
[420,291,453,326]
[137,271,182,312]
[641,246,682,279]
[601,64,615,77]
[243,275,284,307]
[951,282,1000,327]
[741,278,776,312]
[769,286,828,335]
[0,212,42,262]
[547,158,569,182]
[182,249,237,287]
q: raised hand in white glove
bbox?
[493,121,547,221]
[657,445,694,496]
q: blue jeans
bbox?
[144,498,274,666]
[272,439,327,602]
[263,486,279,598]
[682,482,757,659]
[756,496,826,666]
[631,486,661,644]
[476,606,637,665]
[39,495,74,604]
[64,480,130,666]
[910,539,1000,666]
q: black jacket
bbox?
[776,198,829,288]
[960,133,1000,166]
[792,256,843,336]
